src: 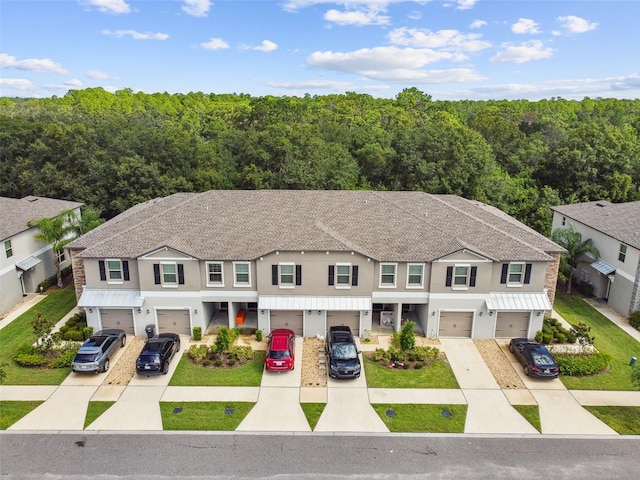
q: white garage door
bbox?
[327,311,360,336]
[495,312,530,338]
[439,312,473,338]
[270,310,303,336]
[157,309,191,336]
[100,309,135,335]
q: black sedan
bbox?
[136,333,181,376]
[509,338,560,378]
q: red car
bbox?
[266,328,295,371]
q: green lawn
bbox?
[168,351,266,386]
[363,356,460,389]
[0,286,77,385]
[584,406,640,435]
[372,404,466,433]
[84,401,115,429]
[160,402,254,430]
[554,293,640,391]
[300,402,325,430]
[513,405,541,432]
[0,401,43,429]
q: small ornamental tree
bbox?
[570,322,595,353]
[399,320,416,352]
[214,326,231,355]
[30,313,55,351]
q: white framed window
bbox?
[453,265,470,288]
[508,262,525,285]
[233,261,251,287]
[379,263,397,288]
[161,262,178,286]
[206,261,224,286]
[4,240,13,258]
[57,250,66,264]
[407,263,424,288]
[619,244,627,263]
[336,264,351,286]
[280,263,294,287]
[106,259,123,283]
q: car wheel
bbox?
[163,361,169,375]
[176,339,181,351]
[509,343,514,353]
[524,365,530,376]
[103,359,110,373]
[121,336,126,348]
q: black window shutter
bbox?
[500,264,508,284]
[123,261,130,281]
[153,264,161,284]
[524,263,532,284]
[272,265,278,285]
[99,260,106,281]
[295,265,302,286]
[352,265,359,286]
[178,264,185,284]
[445,266,453,287]
[328,265,335,285]
[470,266,477,287]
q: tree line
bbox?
[1,87,639,236]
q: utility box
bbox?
[630,357,637,367]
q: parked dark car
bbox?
[71,329,126,373]
[326,326,361,379]
[509,338,560,378]
[136,333,181,376]
[266,328,295,372]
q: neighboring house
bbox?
[0,196,83,315]
[68,190,564,340]
[551,200,640,317]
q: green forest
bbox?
[1,87,639,236]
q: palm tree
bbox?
[28,209,81,288]
[551,224,600,294]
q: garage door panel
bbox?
[439,312,473,338]
[100,309,134,335]
[270,310,303,336]
[157,309,191,336]
[327,311,360,336]
[495,312,530,338]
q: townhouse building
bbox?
[68,190,564,339]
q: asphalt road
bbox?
[1,433,639,479]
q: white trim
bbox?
[334,262,352,289]
[279,262,295,288]
[205,261,224,287]
[379,262,397,288]
[406,263,425,289]
[452,264,471,290]
[372,291,429,302]
[106,258,124,285]
[160,261,178,287]
[507,261,525,286]
[233,261,252,287]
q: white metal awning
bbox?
[258,296,371,311]
[486,292,552,311]
[15,256,42,271]
[78,289,144,308]
[589,259,616,276]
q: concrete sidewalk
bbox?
[584,298,640,343]
[0,294,46,330]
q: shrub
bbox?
[14,352,49,367]
[255,329,263,342]
[414,361,424,370]
[399,320,416,351]
[214,360,223,367]
[535,331,543,343]
[632,365,640,389]
[372,348,388,363]
[541,333,553,344]
[555,333,567,344]
[48,347,79,368]
[629,311,640,331]
[192,326,202,341]
[64,330,85,342]
[227,359,236,367]
[202,359,211,367]
[414,345,440,364]
[554,352,611,376]
[188,344,209,363]
[82,326,93,339]
[227,345,253,362]
[14,342,37,356]
[215,327,232,354]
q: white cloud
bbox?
[324,7,390,26]
[201,38,230,50]
[101,30,169,40]
[253,40,278,52]
[182,0,211,17]
[86,70,111,79]
[557,15,598,34]
[0,53,68,74]
[470,20,487,29]
[267,79,354,90]
[452,0,478,10]
[81,0,131,14]
[65,79,84,87]
[408,11,422,20]
[283,1,435,13]
[0,78,35,90]
[512,18,540,34]
[388,27,491,53]
[491,40,554,63]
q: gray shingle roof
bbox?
[0,196,84,241]
[552,200,640,249]
[69,190,563,262]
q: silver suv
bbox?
[71,329,126,373]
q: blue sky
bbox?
[1,0,639,100]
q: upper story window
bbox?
[272,263,302,288]
[619,244,627,263]
[99,259,130,283]
[561,216,566,226]
[4,240,13,258]
[233,261,251,287]
[379,263,397,288]
[153,262,184,287]
[206,261,224,286]
[406,263,424,288]
[500,262,532,287]
[445,265,477,289]
[328,264,358,288]
[57,250,66,264]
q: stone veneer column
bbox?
[544,252,561,316]
[70,248,86,306]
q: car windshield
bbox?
[332,343,358,360]
[269,350,290,359]
[531,352,555,366]
[74,354,98,363]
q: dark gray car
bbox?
[71,329,126,373]
[326,326,361,379]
